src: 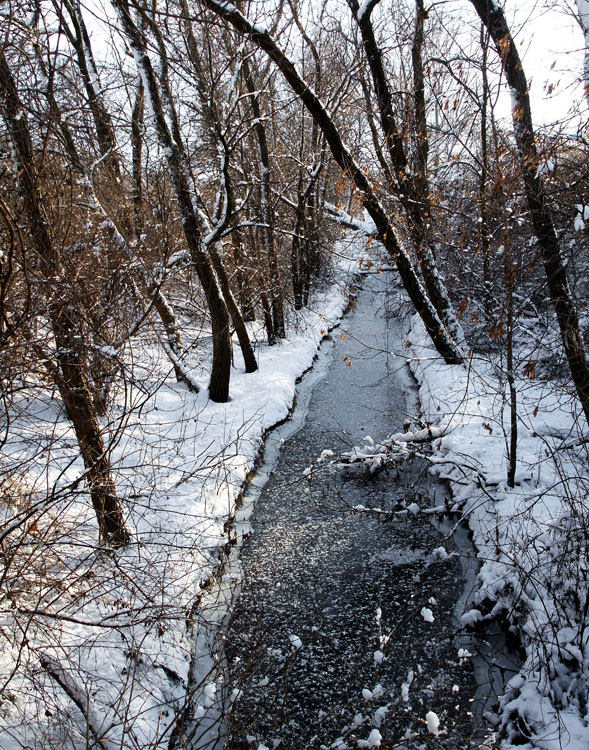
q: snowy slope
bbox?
[407,314,589,750]
[0,236,365,749]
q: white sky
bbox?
[510,1,586,127]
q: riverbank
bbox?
[0,236,364,750]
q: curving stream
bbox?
[179,269,509,750]
[221,272,487,750]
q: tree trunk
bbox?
[210,246,258,373]
[241,56,286,340]
[131,77,145,238]
[348,0,464,349]
[54,0,122,180]
[471,0,589,426]
[479,24,492,319]
[112,0,232,402]
[0,47,130,547]
[176,0,258,372]
[43,14,196,393]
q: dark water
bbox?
[223,273,480,749]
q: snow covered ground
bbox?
[0,237,363,749]
[405,313,589,749]
[3,228,588,749]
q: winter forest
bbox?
[1,0,589,747]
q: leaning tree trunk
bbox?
[0,47,130,547]
[348,0,464,349]
[42,15,197,394]
[177,7,258,372]
[241,56,286,340]
[55,0,122,180]
[471,0,589,427]
[201,0,464,366]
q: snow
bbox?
[574,204,589,232]
[425,710,440,736]
[420,607,435,623]
[357,728,382,748]
[0,236,365,748]
[405,310,589,749]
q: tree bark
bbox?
[53,0,122,179]
[112,0,232,402]
[241,56,286,340]
[348,0,464,348]
[0,47,130,547]
[471,0,589,426]
[177,0,258,371]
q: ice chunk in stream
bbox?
[426,710,440,736]
[357,728,382,748]
[461,609,483,626]
[401,669,414,702]
[420,607,435,623]
[202,682,216,706]
[373,705,389,727]
[371,684,384,699]
[318,449,335,462]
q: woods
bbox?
[1,0,588,747]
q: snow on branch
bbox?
[40,654,118,750]
[340,425,447,474]
[322,201,377,236]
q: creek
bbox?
[182,270,513,750]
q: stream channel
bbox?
[182,270,518,750]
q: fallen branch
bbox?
[40,654,117,750]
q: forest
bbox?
[1,0,588,747]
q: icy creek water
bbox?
[221,273,483,749]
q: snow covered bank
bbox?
[0,236,364,749]
[406,314,589,750]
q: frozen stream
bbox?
[173,271,516,750]
[217,272,486,749]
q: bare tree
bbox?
[199,0,465,365]
[0,46,131,547]
[112,0,235,402]
[471,0,589,425]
